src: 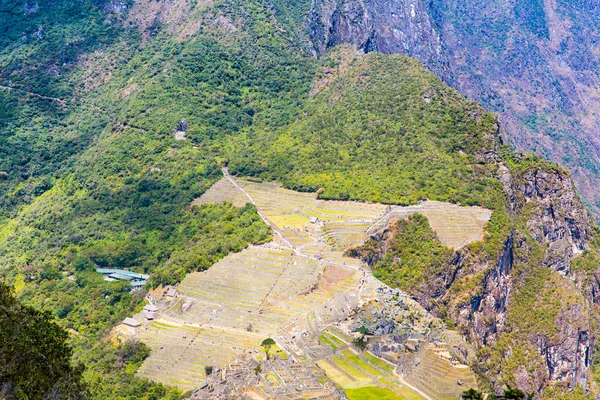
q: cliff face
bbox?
[356,154,597,393]
[306,0,600,218]
[464,162,594,392]
[307,0,446,76]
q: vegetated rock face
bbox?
[307,0,446,76]
[356,152,596,394]
[306,0,600,218]
[469,164,593,392]
[514,168,591,276]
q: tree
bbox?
[0,0,19,14]
[353,335,367,350]
[261,338,276,360]
[462,388,484,400]
[501,385,534,400]
[0,281,87,398]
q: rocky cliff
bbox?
[306,0,600,218]
[307,0,447,76]
[352,149,598,394]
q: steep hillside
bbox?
[307,0,600,217]
[0,0,599,398]
[0,0,302,396]
[230,49,600,396]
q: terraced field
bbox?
[192,176,248,207]
[134,174,492,390]
[315,329,425,400]
[366,201,492,250]
[405,344,478,400]
[136,322,261,389]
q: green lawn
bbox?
[315,360,371,389]
[327,326,353,342]
[323,331,348,347]
[330,356,370,381]
[345,387,405,400]
[363,352,396,374]
[340,349,384,377]
[318,334,338,350]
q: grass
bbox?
[327,326,353,342]
[269,213,311,228]
[323,331,348,347]
[149,321,180,331]
[363,352,396,374]
[340,349,384,377]
[265,372,281,385]
[345,387,406,400]
[330,356,370,381]
[396,387,427,400]
[315,359,355,388]
[271,344,289,360]
[318,334,338,350]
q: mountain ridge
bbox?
[307,0,600,218]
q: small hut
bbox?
[123,317,141,328]
[143,304,159,320]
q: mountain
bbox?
[307,0,600,217]
[0,0,599,399]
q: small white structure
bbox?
[144,303,159,312]
[123,317,141,328]
[309,217,319,224]
[166,288,178,298]
[143,304,159,320]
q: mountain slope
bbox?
[230,48,599,396]
[0,0,599,398]
[0,282,86,398]
[307,0,600,217]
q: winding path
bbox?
[0,85,66,104]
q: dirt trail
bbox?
[0,85,67,104]
[223,167,295,249]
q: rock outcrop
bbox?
[355,155,597,394]
[307,0,447,78]
[306,0,600,219]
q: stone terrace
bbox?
[135,177,492,390]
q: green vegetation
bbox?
[345,387,405,400]
[514,0,549,39]
[0,0,596,396]
[324,331,348,347]
[318,334,339,350]
[339,349,382,377]
[363,352,396,375]
[350,213,453,291]
[0,0,299,396]
[330,355,370,381]
[230,51,504,209]
[260,337,276,360]
[0,281,86,398]
[462,385,536,400]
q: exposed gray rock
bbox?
[306,0,600,219]
[307,0,447,77]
